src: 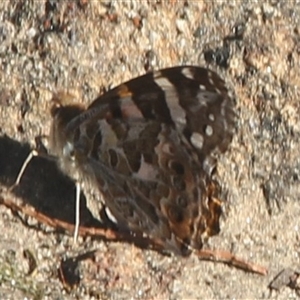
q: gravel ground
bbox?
[0,1,300,299]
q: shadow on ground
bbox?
[0,134,102,228]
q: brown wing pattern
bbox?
[50,66,235,255]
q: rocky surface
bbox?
[0,1,300,299]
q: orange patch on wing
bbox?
[117,84,133,98]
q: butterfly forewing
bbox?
[84,66,235,159]
[50,66,235,255]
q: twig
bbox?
[0,195,268,275]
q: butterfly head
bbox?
[49,93,85,171]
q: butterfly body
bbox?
[50,66,235,255]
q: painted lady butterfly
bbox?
[50,66,235,256]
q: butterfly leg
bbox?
[7,136,81,245]
[73,181,81,244]
[9,149,39,192]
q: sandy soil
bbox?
[0,1,300,299]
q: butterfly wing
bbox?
[50,66,235,254]
[66,66,235,161]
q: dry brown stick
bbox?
[196,249,268,275]
[0,196,120,239]
[0,195,157,250]
[0,196,268,275]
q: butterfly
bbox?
[49,65,235,256]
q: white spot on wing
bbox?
[181,67,194,79]
[215,88,222,94]
[207,71,215,86]
[176,116,186,125]
[154,76,174,88]
[154,74,186,128]
[205,125,213,136]
[190,132,204,149]
[105,207,118,224]
[197,90,218,105]
[120,97,144,119]
[134,155,158,181]
[208,114,215,121]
